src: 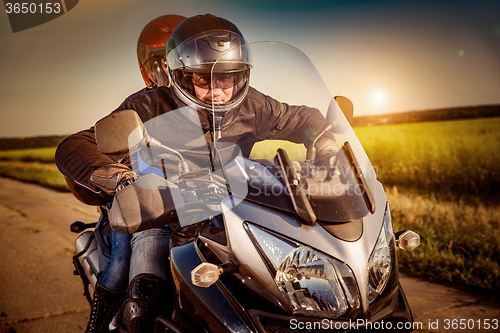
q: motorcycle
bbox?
[68,41,420,332]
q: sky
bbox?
[0,0,499,137]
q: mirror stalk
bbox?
[306,122,333,163]
[145,136,190,173]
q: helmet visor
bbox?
[138,43,168,86]
[185,71,248,89]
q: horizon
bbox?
[1,102,499,140]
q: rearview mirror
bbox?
[94,110,146,159]
[334,96,354,125]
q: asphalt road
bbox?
[0,177,498,333]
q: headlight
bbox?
[367,203,395,303]
[244,223,360,318]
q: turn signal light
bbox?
[396,230,420,251]
[191,262,220,287]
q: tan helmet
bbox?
[137,15,186,88]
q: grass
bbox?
[0,147,68,191]
[0,147,57,163]
[0,158,68,192]
[358,118,500,295]
[387,186,500,296]
[0,161,68,191]
[354,117,500,203]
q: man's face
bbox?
[191,72,234,104]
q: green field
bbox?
[0,147,67,191]
[355,117,500,203]
[1,117,499,295]
[359,117,500,295]
[0,147,57,163]
[387,187,500,296]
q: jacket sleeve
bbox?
[55,90,143,193]
[55,87,175,193]
[249,88,339,152]
[55,127,114,193]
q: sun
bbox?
[370,88,389,107]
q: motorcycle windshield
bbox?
[130,42,377,228]
[211,42,378,222]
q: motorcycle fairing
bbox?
[186,181,413,329]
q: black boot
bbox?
[85,285,125,333]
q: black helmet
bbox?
[166,14,251,112]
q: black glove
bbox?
[315,149,338,169]
[90,163,137,195]
[315,137,339,167]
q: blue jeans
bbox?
[129,228,172,282]
[97,228,171,292]
[97,229,131,292]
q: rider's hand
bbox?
[90,163,137,195]
[315,138,339,169]
[315,150,338,169]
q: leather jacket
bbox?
[55,86,337,196]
